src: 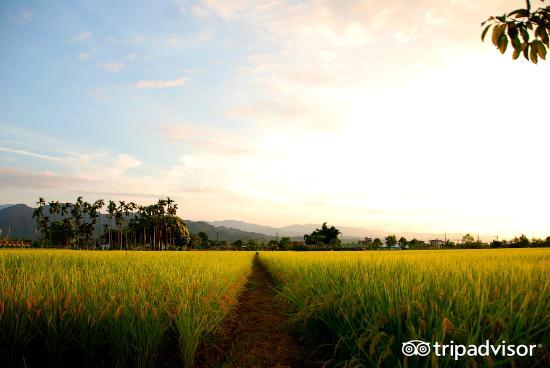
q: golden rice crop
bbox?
[0,250,253,367]
[260,249,550,367]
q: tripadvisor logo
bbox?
[402,340,541,361]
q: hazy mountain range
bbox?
[0,204,461,242]
[207,220,461,241]
[0,204,275,242]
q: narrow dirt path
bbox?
[197,254,304,368]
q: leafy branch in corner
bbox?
[482,0,549,63]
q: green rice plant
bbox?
[0,250,253,367]
[261,249,550,367]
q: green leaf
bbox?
[512,35,522,51]
[530,46,539,63]
[498,35,509,54]
[521,28,530,42]
[512,48,521,60]
[508,9,531,18]
[523,43,530,60]
[535,25,544,38]
[539,27,549,46]
[492,25,506,46]
[507,25,519,39]
[535,41,547,60]
[481,24,492,41]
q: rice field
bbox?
[0,250,253,367]
[261,249,550,367]
[2,249,548,367]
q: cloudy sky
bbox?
[1,0,549,237]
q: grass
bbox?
[260,249,550,367]
[2,248,548,367]
[0,250,253,367]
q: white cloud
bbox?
[132,77,188,89]
[127,53,137,60]
[15,10,33,24]
[70,31,92,42]
[99,62,124,73]
[77,52,91,61]
[106,34,146,45]
[0,147,62,161]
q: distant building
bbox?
[430,239,445,247]
[359,237,373,245]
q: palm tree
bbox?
[137,205,145,247]
[125,202,136,248]
[32,199,44,246]
[71,199,83,248]
[81,222,94,249]
[62,217,72,247]
[40,215,50,247]
[167,201,178,246]
[116,201,126,249]
[102,224,109,249]
[93,199,104,246]
[82,201,92,249]
[48,201,60,246]
[107,200,116,246]
[157,199,166,250]
[88,204,98,248]
[60,203,71,247]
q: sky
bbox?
[0,0,549,238]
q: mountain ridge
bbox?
[209,220,466,242]
[0,204,275,242]
[1,204,472,242]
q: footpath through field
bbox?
[197,254,304,368]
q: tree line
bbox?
[32,197,190,250]
[356,233,550,250]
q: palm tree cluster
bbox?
[32,197,190,250]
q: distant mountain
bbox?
[209,220,281,236]
[0,204,466,243]
[0,204,36,239]
[208,220,464,242]
[184,220,274,242]
[209,220,374,239]
[0,204,275,242]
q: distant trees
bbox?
[31,197,190,250]
[198,231,209,248]
[232,239,245,249]
[246,239,260,250]
[279,237,291,250]
[398,237,408,249]
[482,0,549,63]
[385,235,397,249]
[304,223,341,246]
[188,233,202,249]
